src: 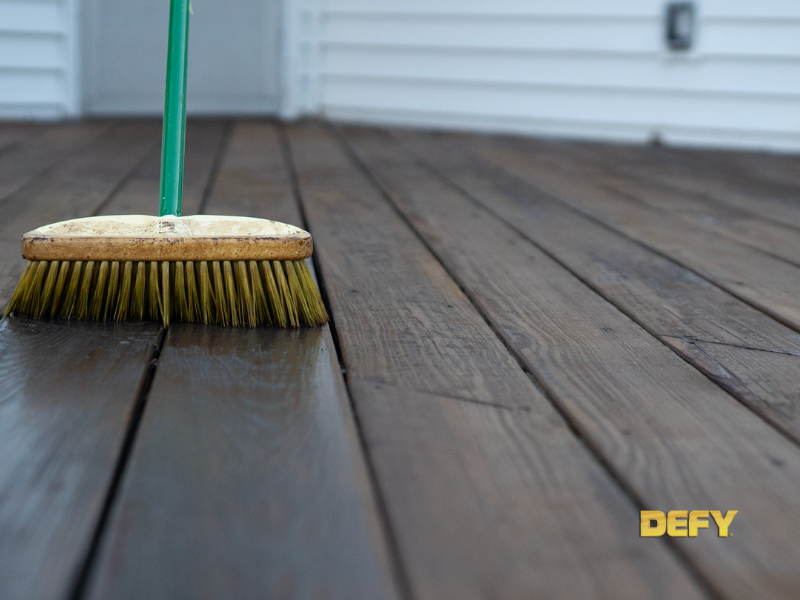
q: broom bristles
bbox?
[3,259,328,328]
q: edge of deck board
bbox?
[339,124,800,600]
[0,317,161,600]
[391,128,800,444]
[87,121,401,600]
[286,121,708,600]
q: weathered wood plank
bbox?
[88,120,400,600]
[87,325,398,600]
[0,317,161,600]
[579,142,800,231]
[393,129,800,442]
[203,120,301,226]
[460,132,800,334]
[0,122,161,308]
[0,121,112,204]
[98,119,228,217]
[642,166,800,232]
[547,141,800,268]
[340,125,800,600]
[0,121,161,241]
[0,120,166,600]
[0,122,41,155]
[286,122,707,600]
[648,143,800,193]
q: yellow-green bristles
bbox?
[4,259,328,328]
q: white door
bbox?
[83,0,281,114]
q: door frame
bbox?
[76,0,321,117]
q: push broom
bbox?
[4,0,327,328]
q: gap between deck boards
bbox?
[332,120,800,592]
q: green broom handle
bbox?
[159,0,191,217]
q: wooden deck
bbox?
[1,119,800,600]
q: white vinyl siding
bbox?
[0,0,80,119]
[318,0,800,150]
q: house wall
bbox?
[2,0,799,152]
[317,0,800,151]
[0,0,80,118]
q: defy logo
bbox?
[641,511,737,537]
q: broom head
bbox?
[4,215,328,327]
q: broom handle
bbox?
[158,0,191,217]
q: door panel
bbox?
[84,0,280,114]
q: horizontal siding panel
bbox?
[703,21,800,57]
[328,0,800,20]
[0,71,65,105]
[703,0,800,20]
[322,47,800,97]
[324,14,800,59]
[0,34,65,69]
[0,1,63,34]
[326,0,662,18]
[322,14,659,54]
[321,78,800,135]
[319,1,800,150]
[0,0,75,119]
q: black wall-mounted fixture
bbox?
[665,2,695,51]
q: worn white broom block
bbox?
[21,215,313,262]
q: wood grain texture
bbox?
[339,125,800,600]
[0,317,161,600]
[547,141,800,268]
[203,120,301,227]
[88,119,399,600]
[0,122,41,155]
[604,142,800,212]
[87,325,397,600]
[98,119,228,217]
[460,132,800,334]
[286,122,706,600]
[0,121,161,241]
[639,166,800,233]
[0,121,161,308]
[393,129,800,442]
[0,121,112,206]
[725,152,800,191]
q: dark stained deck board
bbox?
[391,129,800,443]
[0,121,161,240]
[0,121,113,208]
[87,121,400,600]
[638,167,800,233]
[0,122,169,600]
[459,133,800,334]
[537,140,800,269]
[339,125,800,600]
[203,120,301,226]
[98,119,228,217]
[0,317,162,600]
[87,325,398,600]
[285,122,707,600]
[1,119,800,600]
[0,121,161,308]
[584,142,800,229]
[0,122,42,154]
[728,152,800,190]
[618,141,800,201]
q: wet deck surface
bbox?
[1,119,800,600]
